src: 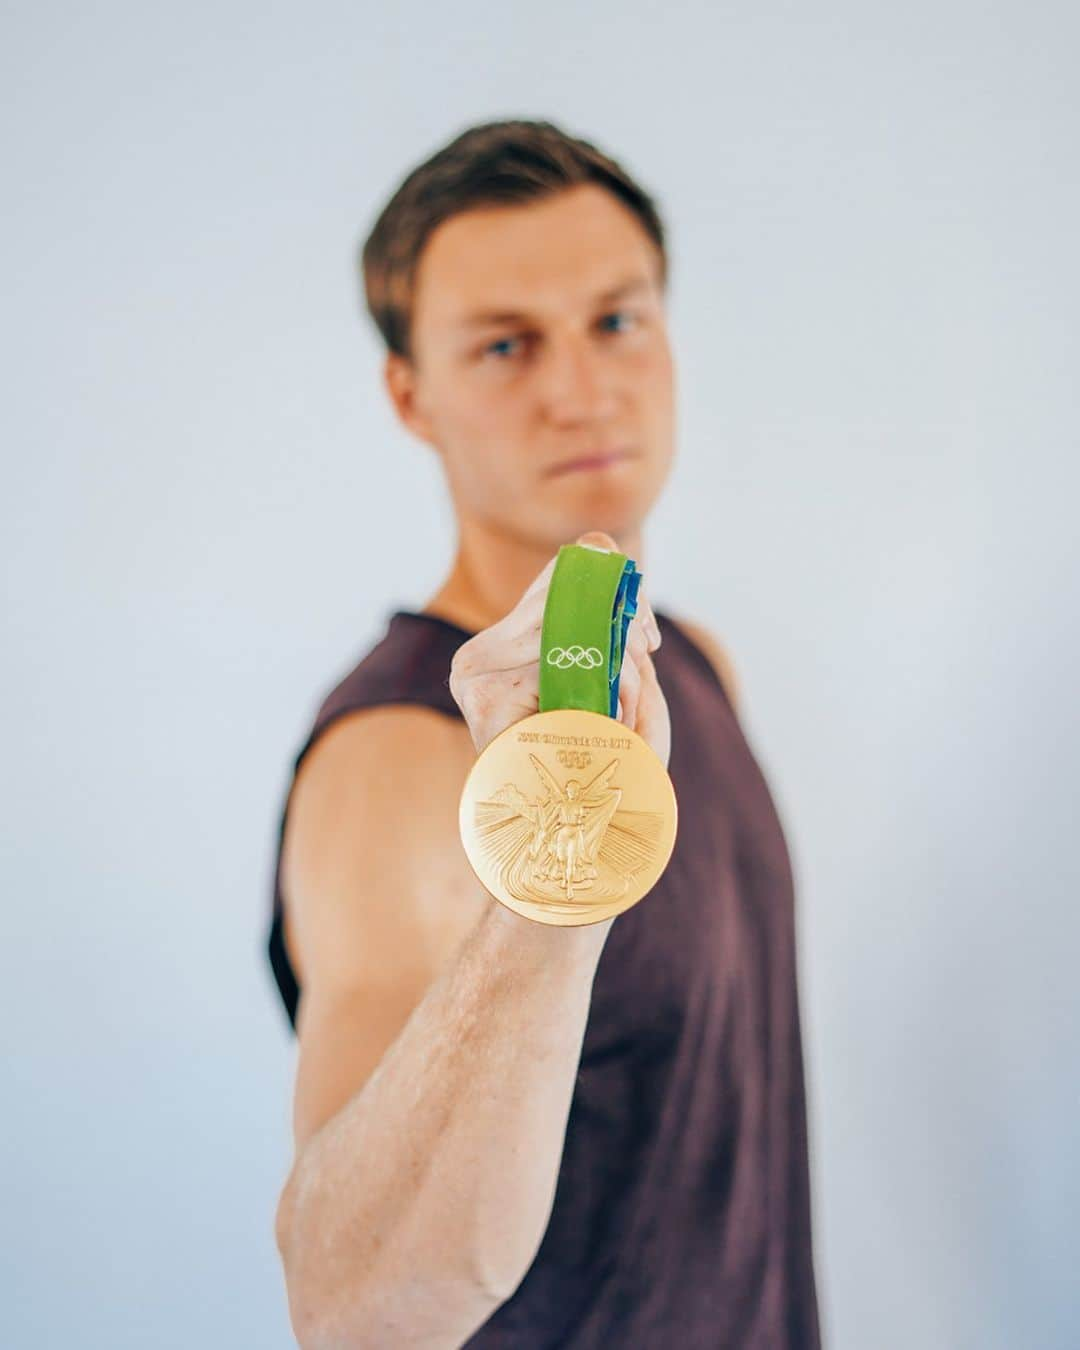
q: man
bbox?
[267,118,821,1348]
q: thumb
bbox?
[575,530,619,552]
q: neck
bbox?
[422,518,647,634]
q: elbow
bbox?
[272,1172,398,1350]
[275,1174,314,1347]
[281,1262,504,1350]
[276,1237,341,1350]
[274,1169,518,1348]
[274,1168,297,1266]
[275,1169,341,1350]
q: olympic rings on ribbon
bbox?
[546,645,604,669]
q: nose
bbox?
[540,329,621,427]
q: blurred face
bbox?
[385,184,677,549]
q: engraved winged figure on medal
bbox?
[473,753,667,911]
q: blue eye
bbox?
[483,336,520,360]
[599,310,636,332]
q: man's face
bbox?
[386,184,676,549]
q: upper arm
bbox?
[674,618,741,714]
[279,704,489,1158]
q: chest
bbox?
[581,646,797,1063]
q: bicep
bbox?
[280,705,488,1155]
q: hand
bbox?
[449,531,671,769]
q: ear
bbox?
[384,352,438,449]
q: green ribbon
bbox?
[538,543,642,717]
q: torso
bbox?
[266,605,821,1347]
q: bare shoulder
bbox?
[278,702,489,1152]
[280,702,483,993]
[665,615,741,714]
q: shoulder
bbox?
[287,703,474,884]
[662,614,741,714]
[281,703,479,989]
[295,702,470,798]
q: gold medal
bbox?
[458,543,678,926]
[459,706,677,925]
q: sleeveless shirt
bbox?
[266,608,822,1349]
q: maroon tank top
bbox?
[266,608,822,1348]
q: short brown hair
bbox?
[359,118,668,361]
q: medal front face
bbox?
[459,708,678,926]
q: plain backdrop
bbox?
[3,3,1077,1347]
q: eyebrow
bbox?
[455,275,655,330]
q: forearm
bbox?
[277,897,611,1349]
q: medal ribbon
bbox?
[538,543,642,717]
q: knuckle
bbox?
[448,656,471,705]
[449,654,468,692]
[452,634,481,673]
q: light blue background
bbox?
[3,3,1076,1346]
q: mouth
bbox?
[547,448,634,477]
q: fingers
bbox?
[513,533,660,669]
[634,645,671,768]
[637,594,661,651]
[521,551,561,601]
[456,531,666,754]
[616,615,650,726]
[478,588,547,665]
[617,650,640,725]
